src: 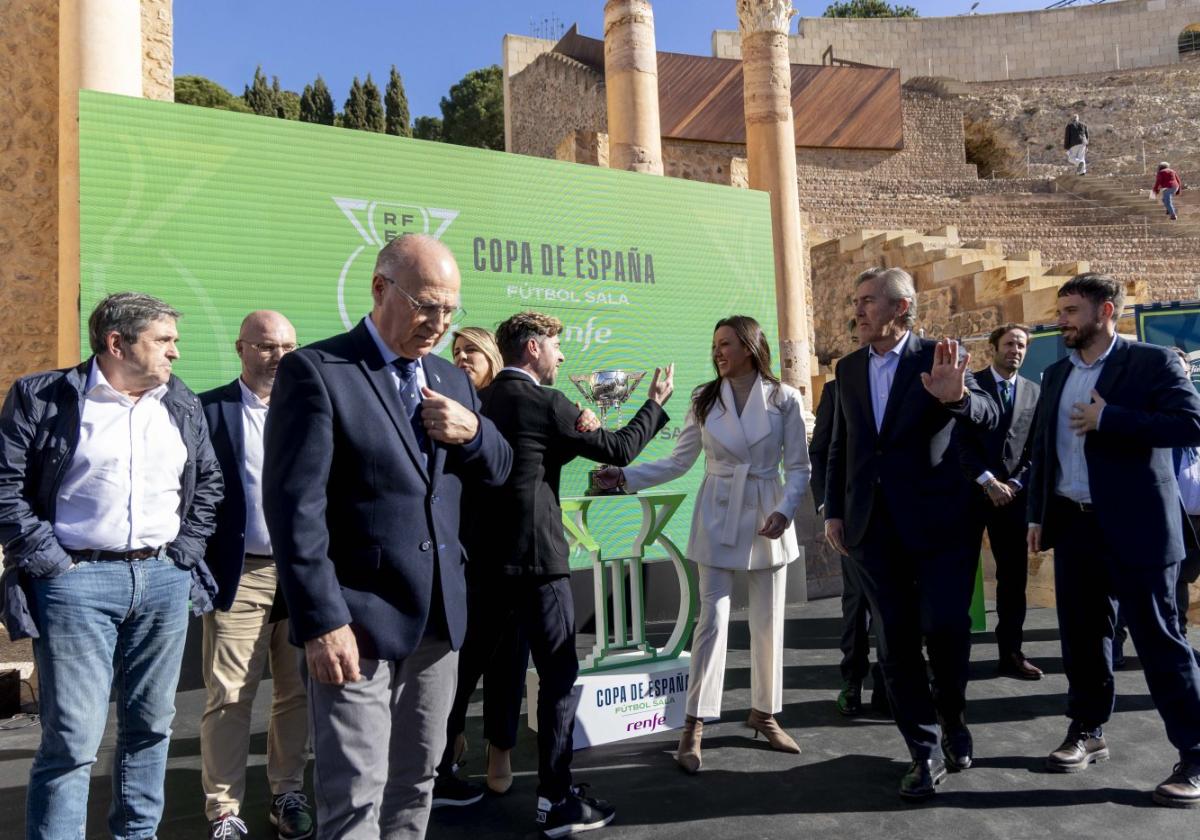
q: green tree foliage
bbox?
[174,75,251,113]
[385,66,412,137]
[243,66,275,116]
[413,115,443,142]
[362,73,386,133]
[440,65,504,150]
[342,76,368,130]
[270,77,300,120]
[299,76,335,125]
[823,0,918,17]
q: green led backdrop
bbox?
[78,90,779,559]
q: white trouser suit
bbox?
[622,376,811,718]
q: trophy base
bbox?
[584,467,627,497]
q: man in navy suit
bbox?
[825,267,999,800]
[200,311,312,840]
[957,323,1044,680]
[1028,273,1200,806]
[264,235,513,839]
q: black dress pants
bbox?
[850,498,978,759]
[967,492,1031,658]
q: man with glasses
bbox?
[199,311,313,840]
[264,235,512,839]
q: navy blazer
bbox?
[262,320,513,661]
[201,379,267,612]
[809,380,837,514]
[956,366,1040,488]
[1028,337,1200,564]
[826,333,1000,551]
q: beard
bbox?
[1063,318,1100,349]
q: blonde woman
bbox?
[452,326,503,390]
[597,315,811,773]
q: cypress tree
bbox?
[299,83,317,122]
[385,66,412,137]
[243,66,275,116]
[342,76,367,130]
[312,76,335,125]
[362,73,385,133]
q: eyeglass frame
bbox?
[377,274,466,325]
[242,341,298,355]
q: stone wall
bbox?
[508,51,606,160]
[0,0,61,394]
[502,34,557,153]
[142,0,174,102]
[713,0,1200,82]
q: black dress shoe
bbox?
[869,686,892,718]
[997,652,1044,680]
[1153,761,1200,808]
[836,680,863,716]
[1045,732,1109,773]
[899,758,947,801]
[941,726,973,771]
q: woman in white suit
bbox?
[597,315,811,773]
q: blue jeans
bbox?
[26,556,191,840]
[1162,187,1178,218]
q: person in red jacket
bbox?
[1154,162,1182,221]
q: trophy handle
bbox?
[570,377,594,402]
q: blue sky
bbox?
[175,0,1041,119]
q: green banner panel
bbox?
[78,90,779,559]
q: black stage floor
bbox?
[1,597,1195,839]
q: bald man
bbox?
[263,236,512,840]
[200,311,313,840]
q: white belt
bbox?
[705,462,779,547]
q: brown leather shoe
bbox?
[997,652,1043,680]
[1153,762,1200,808]
[485,743,513,794]
[676,715,703,774]
[1046,732,1109,773]
[746,709,801,754]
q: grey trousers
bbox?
[306,636,457,840]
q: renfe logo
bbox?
[626,713,667,733]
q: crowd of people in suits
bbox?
[2,234,1200,840]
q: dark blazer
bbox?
[809,380,837,514]
[1028,336,1200,565]
[468,370,668,577]
[825,333,1000,551]
[956,367,1040,487]
[201,379,280,613]
[263,321,513,661]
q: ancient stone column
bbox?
[737,0,812,405]
[58,0,144,364]
[603,0,664,175]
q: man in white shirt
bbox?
[0,292,223,838]
[200,311,312,840]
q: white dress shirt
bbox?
[54,360,187,552]
[868,331,910,432]
[976,366,1020,487]
[237,379,272,556]
[1054,332,1118,504]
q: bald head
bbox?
[235,310,297,400]
[370,234,462,358]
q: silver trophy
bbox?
[569,369,646,495]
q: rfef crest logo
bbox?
[333,196,460,330]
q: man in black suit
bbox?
[436,310,672,838]
[811,381,887,717]
[200,311,312,840]
[263,235,513,839]
[1027,273,1200,807]
[825,267,999,800]
[957,323,1044,681]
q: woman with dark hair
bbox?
[597,315,811,774]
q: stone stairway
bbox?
[1056,172,1200,238]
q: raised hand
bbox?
[420,387,480,444]
[920,338,969,404]
[648,363,675,406]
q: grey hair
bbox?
[372,233,452,287]
[856,266,917,328]
[88,292,181,355]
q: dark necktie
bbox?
[394,357,429,460]
[999,380,1013,413]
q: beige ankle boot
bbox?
[486,743,513,794]
[676,715,703,774]
[746,709,800,754]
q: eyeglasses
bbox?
[246,342,298,355]
[380,275,465,325]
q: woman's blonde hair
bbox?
[452,326,503,388]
